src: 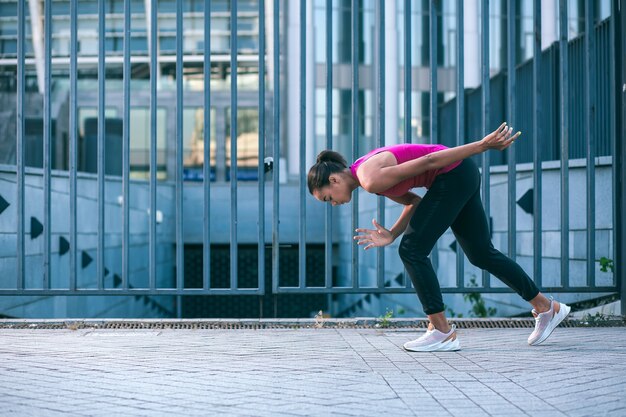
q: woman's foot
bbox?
[403,324,460,352]
[528,299,571,345]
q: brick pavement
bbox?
[1,325,625,416]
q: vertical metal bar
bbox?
[97,0,106,290]
[258,0,266,293]
[609,0,618,295]
[403,0,412,289]
[70,0,78,291]
[506,0,516,265]
[299,0,307,289]
[559,0,569,288]
[404,0,411,144]
[272,0,280,292]
[456,0,465,289]
[481,0,490,288]
[618,0,626,317]
[325,0,332,289]
[532,0,542,287]
[204,0,212,291]
[122,0,131,291]
[43,0,52,289]
[584,0,595,288]
[231,0,239,289]
[429,0,439,276]
[351,0,359,289]
[607,1,626,292]
[149,0,157,289]
[17,0,25,289]
[377,0,385,289]
[176,0,184,291]
[430,0,437,146]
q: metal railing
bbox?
[1,0,621,299]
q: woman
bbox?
[307,122,570,352]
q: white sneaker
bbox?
[403,324,460,352]
[528,299,571,346]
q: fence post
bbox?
[618,0,625,316]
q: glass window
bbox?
[78,107,118,138]
[129,107,167,180]
[225,107,259,181]
[183,107,217,181]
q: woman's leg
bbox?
[442,160,570,345]
[450,186,563,316]
[399,160,479,331]
[450,188,542,303]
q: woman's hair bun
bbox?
[316,150,347,167]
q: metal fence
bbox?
[1,0,622,300]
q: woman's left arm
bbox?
[359,122,519,193]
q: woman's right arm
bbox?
[354,192,421,250]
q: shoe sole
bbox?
[403,337,461,352]
[529,303,571,346]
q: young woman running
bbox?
[307,122,570,352]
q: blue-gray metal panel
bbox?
[44,0,52,289]
[559,0,569,288]
[149,0,157,289]
[272,0,280,292]
[97,0,106,290]
[377,0,385,289]
[351,0,359,289]
[481,0,490,288]
[258,0,266,293]
[325,0,333,289]
[177,0,184,290]
[404,0,411,144]
[204,0,211,290]
[299,0,307,289]
[70,0,78,291]
[506,0,517,266]
[456,0,465,288]
[533,0,542,287]
[585,0,595,288]
[230,0,239,290]
[16,0,25,289]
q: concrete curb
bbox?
[1,316,625,329]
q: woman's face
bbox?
[312,174,353,206]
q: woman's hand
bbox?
[480,122,521,151]
[354,219,394,250]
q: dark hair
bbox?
[307,150,348,194]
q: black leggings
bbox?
[398,158,540,315]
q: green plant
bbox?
[598,257,614,273]
[314,310,324,328]
[463,276,497,318]
[581,312,610,326]
[378,309,394,328]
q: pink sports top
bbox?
[349,144,462,197]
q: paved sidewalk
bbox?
[1,326,625,416]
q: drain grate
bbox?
[0,317,624,330]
